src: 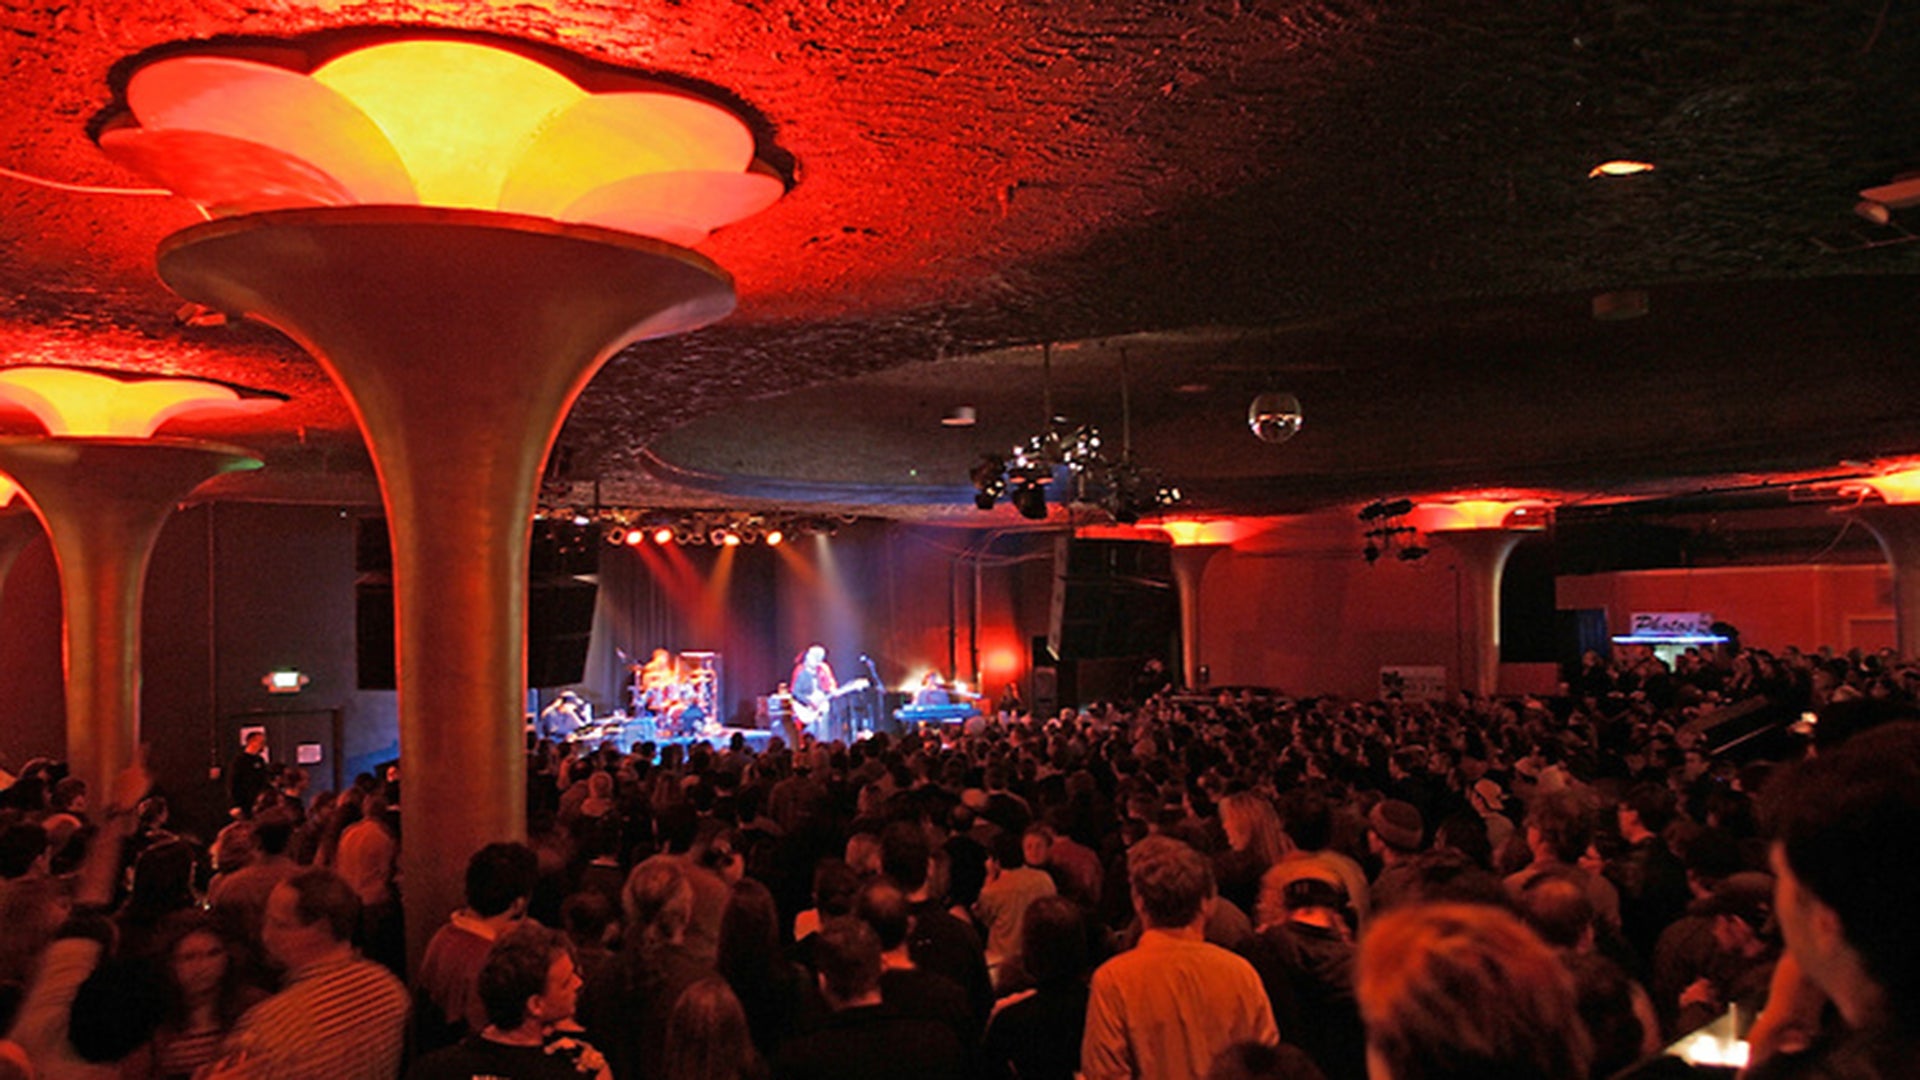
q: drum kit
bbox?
[631,651,719,738]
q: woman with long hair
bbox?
[133,911,264,1080]
[1215,792,1295,917]
[715,878,817,1057]
[662,977,767,1080]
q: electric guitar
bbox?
[790,678,871,734]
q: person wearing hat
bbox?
[539,691,588,742]
[1247,865,1364,1080]
[1673,871,1780,1036]
[1366,799,1426,914]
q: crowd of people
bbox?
[0,641,1915,1080]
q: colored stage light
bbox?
[653,526,675,545]
[764,529,782,546]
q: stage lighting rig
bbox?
[967,343,1182,524]
[1358,498,1425,564]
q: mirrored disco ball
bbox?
[1248,392,1303,444]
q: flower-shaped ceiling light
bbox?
[99,39,785,248]
[1861,464,1920,505]
[1156,519,1250,547]
[1414,497,1552,532]
[0,366,277,438]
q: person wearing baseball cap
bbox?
[1367,800,1425,913]
[1674,871,1780,1035]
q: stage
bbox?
[567,721,780,755]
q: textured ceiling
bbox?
[3,0,1920,521]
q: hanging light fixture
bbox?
[969,342,1179,521]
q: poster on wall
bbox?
[1380,665,1447,701]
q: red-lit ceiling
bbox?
[3,1,1919,520]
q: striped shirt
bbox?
[227,952,409,1080]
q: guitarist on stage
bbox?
[789,644,837,738]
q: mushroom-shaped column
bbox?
[102,38,785,961]
[1849,471,1920,659]
[1854,505,1920,659]
[1418,501,1548,699]
[0,483,39,596]
[0,368,268,803]
[1157,520,1246,690]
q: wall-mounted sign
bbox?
[1629,612,1716,636]
[1380,665,1447,701]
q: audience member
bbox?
[221,868,409,1080]
[1745,721,1920,1077]
[662,977,767,1080]
[1356,903,1592,1080]
[408,923,609,1080]
[1082,836,1277,1080]
[981,896,1091,1080]
[414,841,541,1053]
[772,918,964,1080]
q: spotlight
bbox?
[1855,199,1893,226]
[765,529,783,547]
[1011,482,1050,520]
[625,529,645,547]
[1587,160,1656,178]
[605,526,628,545]
[653,527,674,545]
[722,532,741,547]
[970,452,1007,510]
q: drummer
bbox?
[639,648,678,693]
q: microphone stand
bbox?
[860,654,882,736]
